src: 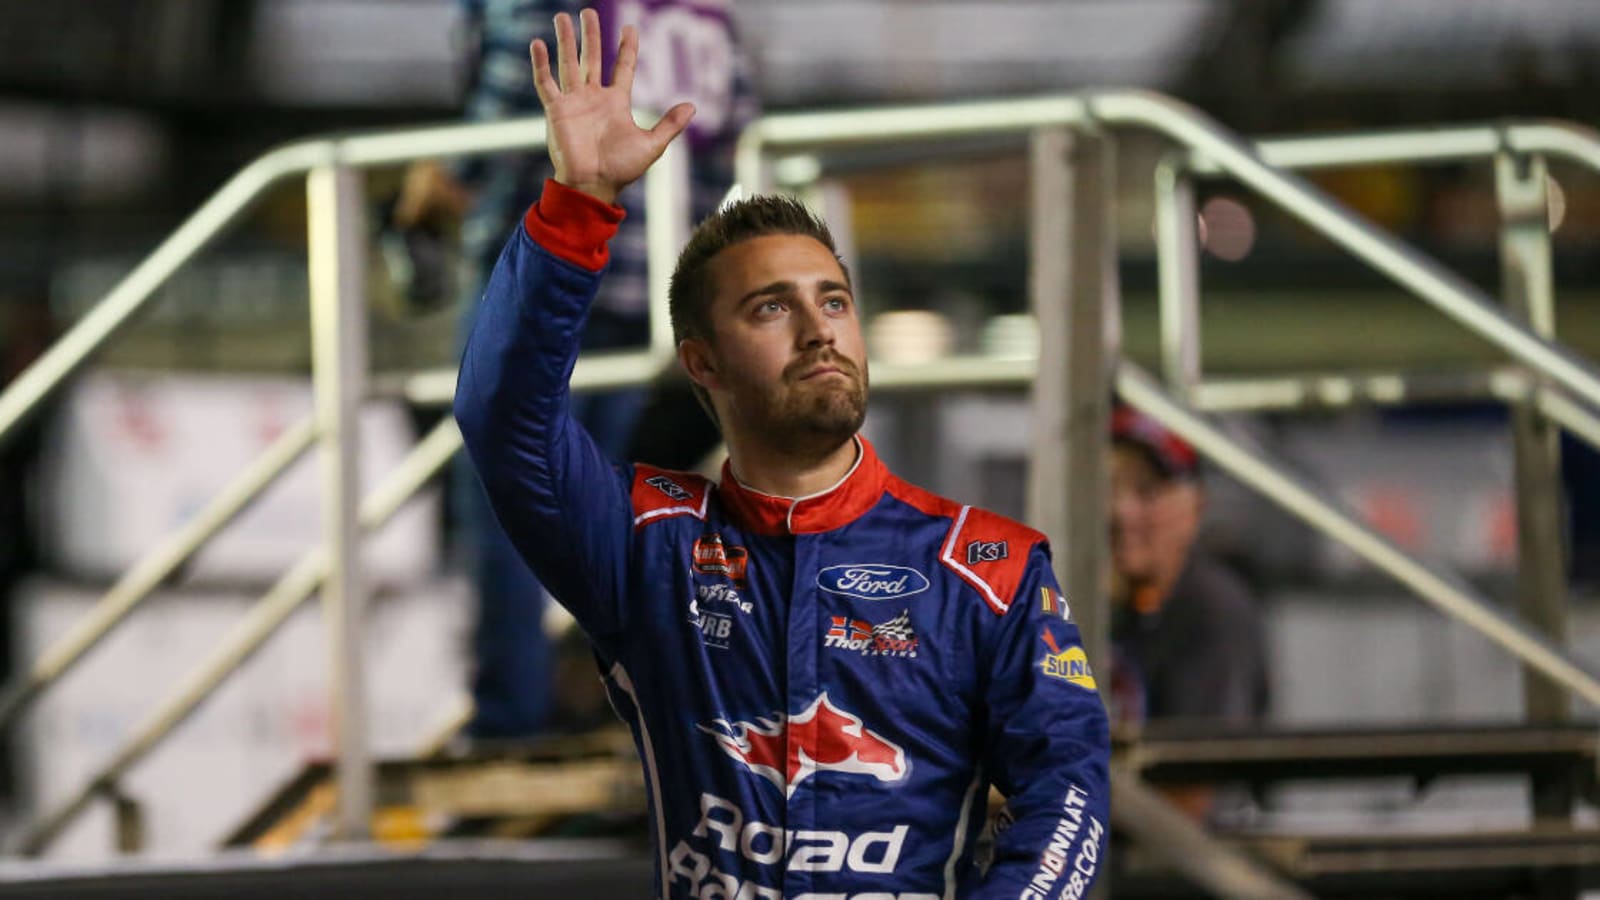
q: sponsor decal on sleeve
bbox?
[1020,785,1104,900]
[1039,628,1097,691]
[1040,586,1070,620]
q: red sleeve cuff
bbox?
[522,179,627,272]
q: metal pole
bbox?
[1495,152,1577,899]
[1495,152,1570,723]
[307,162,373,841]
[1117,362,1600,708]
[643,129,691,357]
[1026,127,1073,619]
[1154,155,1202,397]
[0,417,317,731]
[1027,121,1116,900]
[1027,125,1117,689]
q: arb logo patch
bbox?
[1040,628,1097,691]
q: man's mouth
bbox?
[800,365,846,381]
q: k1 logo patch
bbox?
[644,473,692,502]
[966,540,1008,565]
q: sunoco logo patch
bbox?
[1040,628,1097,691]
[816,564,930,601]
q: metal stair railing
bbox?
[1156,119,1600,422]
[1148,120,1599,789]
[1,114,691,853]
[731,88,1600,708]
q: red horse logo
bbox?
[699,693,908,797]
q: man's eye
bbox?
[823,296,850,312]
[755,300,785,316]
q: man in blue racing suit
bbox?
[453,10,1110,898]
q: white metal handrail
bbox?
[738,91,1600,414]
[2,112,691,852]
[0,114,689,451]
[1192,119,1600,174]
[735,89,1600,709]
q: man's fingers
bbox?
[554,12,579,93]
[647,102,697,153]
[612,24,638,92]
[579,8,603,86]
[530,39,560,106]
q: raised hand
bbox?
[531,9,695,205]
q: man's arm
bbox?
[970,544,1112,899]
[452,10,693,642]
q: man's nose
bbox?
[795,300,836,348]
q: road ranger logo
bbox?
[965,539,1008,565]
[1039,628,1097,691]
[693,533,749,583]
[825,610,919,658]
[644,473,693,502]
[699,693,908,797]
[669,793,938,900]
[816,564,930,601]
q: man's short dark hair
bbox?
[668,195,848,428]
[669,195,845,347]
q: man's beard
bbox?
[735,352,868,459]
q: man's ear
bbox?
[678,337,721,391]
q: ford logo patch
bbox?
[816,564,931,601]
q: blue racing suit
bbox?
[454,179,1111,900]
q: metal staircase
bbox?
[0,90,1598,898]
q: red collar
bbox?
[718,436,889,536]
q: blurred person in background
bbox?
[1107,404,1270,819]
[396,0,755,738]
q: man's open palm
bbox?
[531,9,695,205]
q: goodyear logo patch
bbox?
[1040,629,1097,691]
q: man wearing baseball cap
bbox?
[1108,405,1270,816]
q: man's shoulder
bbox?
[630,464,712,528]
[885,476,1048,616]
